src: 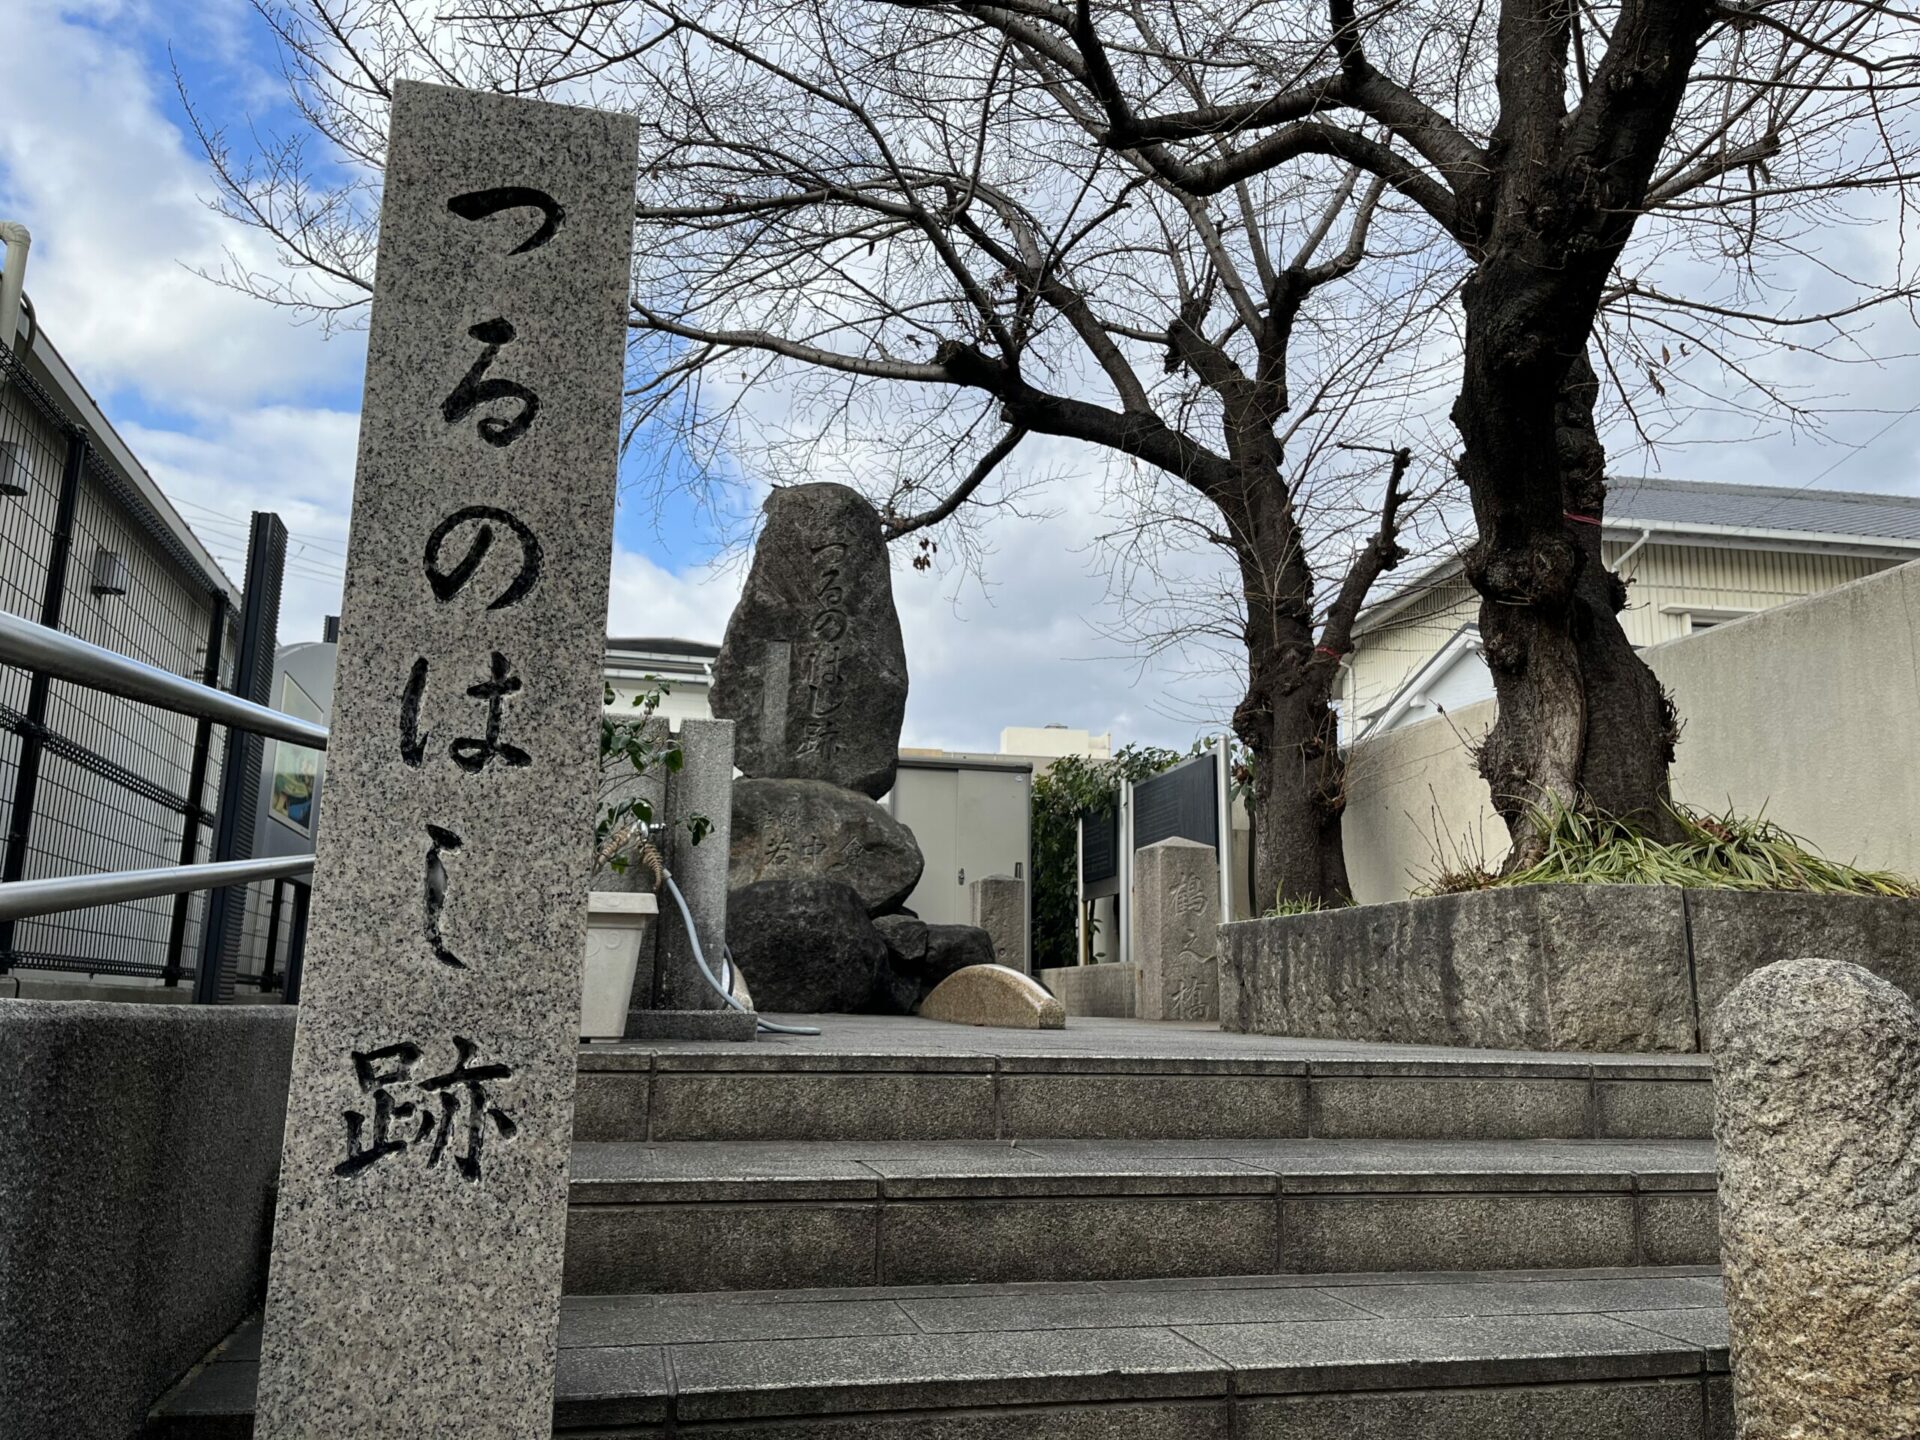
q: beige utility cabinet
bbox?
[886,753,1032,929]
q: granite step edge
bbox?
[563,1137,1720,1204]
[147,1271,1730,1435]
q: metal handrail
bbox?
[0,609,328,748]
[0,854,314,921]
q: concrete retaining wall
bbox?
[1220,885,1920,1053]
[1344,560,1920,902]
[0,1001,296,1439]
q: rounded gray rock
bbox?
[729,777,924,915]
[1710,956,1920,1439]
[871,917,995,1008]
[726,878,900,1014]
[710,483,907,798]
[873,914,931,968]
[921,924,996,988]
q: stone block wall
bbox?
[0,1000,296,1439]
[1220,884,1920,1053]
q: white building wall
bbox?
[1342,559,1920,903]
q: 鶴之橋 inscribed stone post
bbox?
[254,82,638,1440]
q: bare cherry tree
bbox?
[189,0,1482,905]
[1008,0,1920,862]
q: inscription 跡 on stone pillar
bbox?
[253,81,638,1440]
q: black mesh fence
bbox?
[0,342,298,991]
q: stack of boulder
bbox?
[712,482,997,1013]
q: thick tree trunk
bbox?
[1555,353,1681,836]
[1224,479,1352,910]
[1459,288,1681,862]
[1446,0,1708,866]
[1239,666,1352,910]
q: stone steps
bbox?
[150,1019,1729,1438]
[574,1020,1713,1144]
[561,1137,1719,1295]
[148,1267,1733,1438]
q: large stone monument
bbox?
[1134,838,1221,1021]
[712,482,1001,1013]
[253,82,637,1439]
[710,482,907,798]
[1711,957,1920,1439]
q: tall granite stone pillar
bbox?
[254,82,637,1439]
[969,874,1027,973]
[1134,838,1221,1021]
[1711,957,1920,1440]
[649,717,736,1011]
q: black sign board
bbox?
[1132,751,1219,853]
[1080,803,1119,886]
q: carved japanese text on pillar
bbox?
[796,541,849,763]
[351,186,561,1174]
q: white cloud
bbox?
[607,545,741,645]
[0,0,367,410]
[119,405,359,639]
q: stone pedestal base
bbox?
[622,1008,759,1042]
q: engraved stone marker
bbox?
[1134,838,1222,1021]
[709,483,908,798]
[970,874,1028,973]
[254,81,637,1439]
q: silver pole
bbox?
[0,609,328,748]
[0,854,314,921]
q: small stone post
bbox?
[1711,957,1920,1440]
[254,82,637,1439]
[1133,838,1220,1021]
[969,874,1027,973]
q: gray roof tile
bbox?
[1607,476,1920,540]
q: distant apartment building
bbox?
[997,724,1112,764]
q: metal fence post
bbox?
[0,431,87,968]
[162,594,227,985]
[194,513,286,1004]
[259,876,286,992]
[282,878,311,1005]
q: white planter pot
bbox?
[580,891,659,1040]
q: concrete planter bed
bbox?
[1219,884,1920,1053]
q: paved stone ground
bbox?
[586,1013,1715,1070]
[152,1267,1729,1436]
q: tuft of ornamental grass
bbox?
[1266,894,1346,918]
[1418,802,1919,899]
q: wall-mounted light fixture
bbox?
[0,441,26,497]
[90,546,128,597]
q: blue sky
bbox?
[0,0,1200,754]
[7,1,1920,756]
[64,0,724,579]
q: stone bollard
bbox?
[1710,957,1920,1439]
[969,874,1027,973]
[1133,838,1220,1021]
[655,717,735,1009]
[624,717,754,1040]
